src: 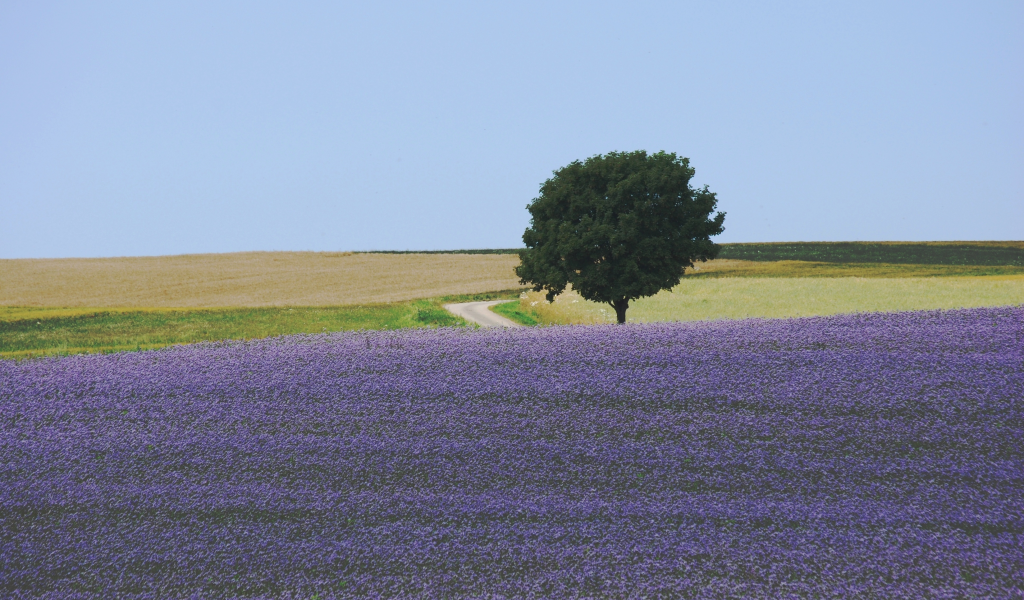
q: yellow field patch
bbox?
[519,276,1024,324]
[0,252,521,308]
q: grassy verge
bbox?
[434,289,528,303]
[490,299,540,325]
[515,277,1024,325]
[0,289,527,360]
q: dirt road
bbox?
[444,300,521,328]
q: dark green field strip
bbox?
[685,261,1024,278]
[717,241,1024,265]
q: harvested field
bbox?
[0,252,521,307]
[5,251,1019,310]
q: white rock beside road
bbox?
[444,300,522,328]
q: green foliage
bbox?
[718,241,1024,266]
[516,151,725,323]
[411,300,462,326]
[489,300,540,326]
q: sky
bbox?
[1,1,1021,258]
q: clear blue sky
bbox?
[2,1,1021,258]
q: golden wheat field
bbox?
[519,276,1024,325]
[0,252,522,308]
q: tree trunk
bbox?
[612,299,629,324]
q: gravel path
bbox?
[443,300,521,328]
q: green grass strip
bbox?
[0,289,527,360]
[490,300,540,326]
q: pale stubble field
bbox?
[0,251,523,307]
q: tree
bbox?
[516,150,725,324]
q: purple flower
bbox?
[1,306,1022,598]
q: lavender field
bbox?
[1,307,1022,598]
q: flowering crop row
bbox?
[1,307,1022,598]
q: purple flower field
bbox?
[1,306,1022,598]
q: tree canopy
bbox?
[516,151,725,323]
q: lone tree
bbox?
[516,150,725,324]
